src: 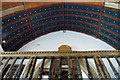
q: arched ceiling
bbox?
[1,2,120,51]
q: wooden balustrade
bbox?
[0,50,120,79]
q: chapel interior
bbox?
[0,1,120,80]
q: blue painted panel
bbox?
[32,21,64,32]
[31,16,64,27]
[65,21,97,30]
[11,35,32,51]
[34,26,64,37]
[3,25,29,41]
[29,5,62,15]
[100,29,120,42]
[4,30,31,49]
[103,9,120,18]
[98,34,120,49]
[101,22,120,34]
[64,10,100,18]
[64,16,98,25]
[3,19,27,33]
[102,16,120,26]
[64,4,101,12]
[29,11,63,21]
[2,12,27,26]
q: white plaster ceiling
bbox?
[18,31,115,52]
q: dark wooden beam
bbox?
[12,57,25,79]
[3,57,17,79]
[85,57,93,80]
[76,57,82,80]
[106,57,120,79]
[38,57,46,80]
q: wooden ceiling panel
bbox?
[2,2,23,10]
[2,2,104,10]
[24,2,61,9]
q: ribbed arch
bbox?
[2,3,120,51]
